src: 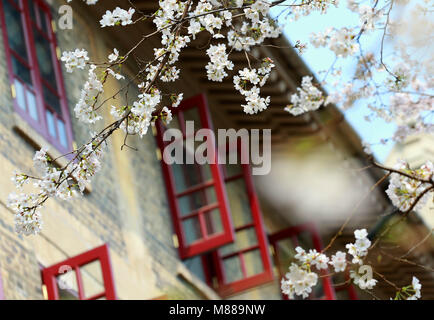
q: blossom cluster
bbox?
[386,160,434,212]
[61,49,89,73]
[206,44,234,82]
[310,27,359,58]
[279,229,393,299]
[8,136,105,235]
[100,7,135,27]
[285,76,324,116]
[74,64,104,124]
[111,84,162,138]
[291,0,339,20]
[234,58,275,114]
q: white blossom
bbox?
[330,251,347,272]
[285,76,324,116]
[61,49,89,73]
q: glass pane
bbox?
[184,256,206,283]
[178,187,217,216]
[275,238,297,273]
[56,267,78,300]
[43,85,61,114]
[183,107,202,126]
[80,260,105,299]
[297,231,315,251]
[14,78,26,110]
[243,249,264,277]
[203,208,223,235]
[26,89,38,120]
[28,0,37,22]
[166,113,181,130]
[12,56,32,84]
[172,162,212,193]
[46,110,57,138]
[220,228,258,257]
[33,30,57,89]
[57,119,68,147]
[225,178,252,228]
[38,5,50,34]
[3,0,28,59]
[182,217,202,245]
[225,162,243,178]
[223,256,243,283]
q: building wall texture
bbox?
[0,0,400,301]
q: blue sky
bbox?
[269,2,397,162]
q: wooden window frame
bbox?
[0,0,74,153]
[41,244,116,300]
[269,223,336,300]
[211,142,274,297]
[155,93,235,259]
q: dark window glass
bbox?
[11,56,32,84]
[33,30,57,90]
[43,85,61,114]
[3,0,28,59]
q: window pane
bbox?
[203,208,223,235]
[27,0,37,22]
[225,162,242,178]
[184,256,206,283]
[183,107,202,125]
[57,119,68,147]
[37,4,50,35]
[172,162,212,193]
[182,217,202,245]
[297,231,315,251]
[46,110,57,138]
[33,30,57,90]
[219,228,258,257]
[26,89,38,120]
[225,178,252,228]
[81,260,105,299]
[43,85,61,115]
[178,187,217,216]
[11,56,32,84]
[14,78,26,110]
[275,238,297,272]
[3,0,28,59]
[243,250,264,277]
[56,267,78,300]
[223,256,243,283]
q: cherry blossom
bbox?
[285,76,324,116]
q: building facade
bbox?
[0,0,429,300]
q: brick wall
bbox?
[0,0,218,300]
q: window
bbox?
[155,94,235,259]
[0,0,73,152]
[156,94,274,296]
[211,143,274,296]
[269,223,336,300]
[41,244,116,300]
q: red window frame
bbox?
[155,94,234,259]
[269,223,336,300]
[41,244,116,300]
[0,0,74,153]
[211,142,274,297]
